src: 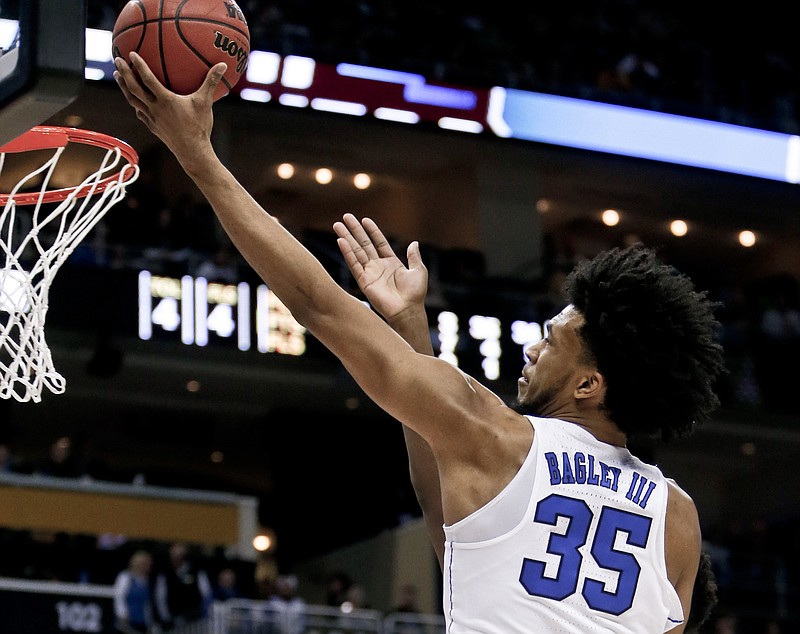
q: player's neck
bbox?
[565,413,627,447]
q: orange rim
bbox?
[0,126,140,205]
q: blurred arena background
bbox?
[1,1,799,632]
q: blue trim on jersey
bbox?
[446,543,455,632]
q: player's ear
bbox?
[574,370,604,400]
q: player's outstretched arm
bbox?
[334,214,445,568]
[112,54,400,379]
[114,54,341,326]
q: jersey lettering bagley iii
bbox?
[443,416,683,633]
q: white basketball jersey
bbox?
[442,416,683,633]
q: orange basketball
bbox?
[112,0,250,102]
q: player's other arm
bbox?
[388,311,445,569]
[335,214,445,569]
[665,480,702,634]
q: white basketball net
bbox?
[0,134,139,402]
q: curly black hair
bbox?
[686,550,718,633]
[563,244,726,441]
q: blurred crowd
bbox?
[89,0,800,135]
[0,522,415,634]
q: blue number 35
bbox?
[519,493,652,615]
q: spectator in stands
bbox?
[712,613,739,633]
[254,551,279,599]
[336,583,372,634]
[113,549,156,633]
[615,49,661,97]
[36,436,84,478]
[343,583,368,610]
[390,583,420,615]
[154,542,213,630]
[387,583,424,634]
[0,442,20,473]
[324,570,351,607]
[266,574,307,634]
[212,566,242,602]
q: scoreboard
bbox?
[137,270,549,385]
[137,271,307,355]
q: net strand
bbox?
[0,138,139,402]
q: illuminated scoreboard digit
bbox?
[432,310,546,382]
[137,271,306,356]
[256,284,307,355]
[469,314,502,380]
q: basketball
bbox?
[112,0,250,102]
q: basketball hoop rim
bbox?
[0,126,140,206]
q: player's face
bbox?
[515,305,590,418]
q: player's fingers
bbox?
[332,221,347,240]
[112,69,139,106]
[336,238,363,273]
[361,217,394,259]
[332,223,353,257]
[333,223,359,265]
[113,67,155,125]
[333,221,355,251]
[114,55,156,106]
[129,51,169,99]
[201,62,228,100]
[334,222,369,272]
[406,241,428,274]
[135,108,155,132]
[113,58,147,103]
[340,214,375,265]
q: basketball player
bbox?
[113,55,726,632]
[333,215,722,631]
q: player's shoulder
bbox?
[665,477,695,503]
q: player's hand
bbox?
[113,52,226,169]
[334,213,428,320]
